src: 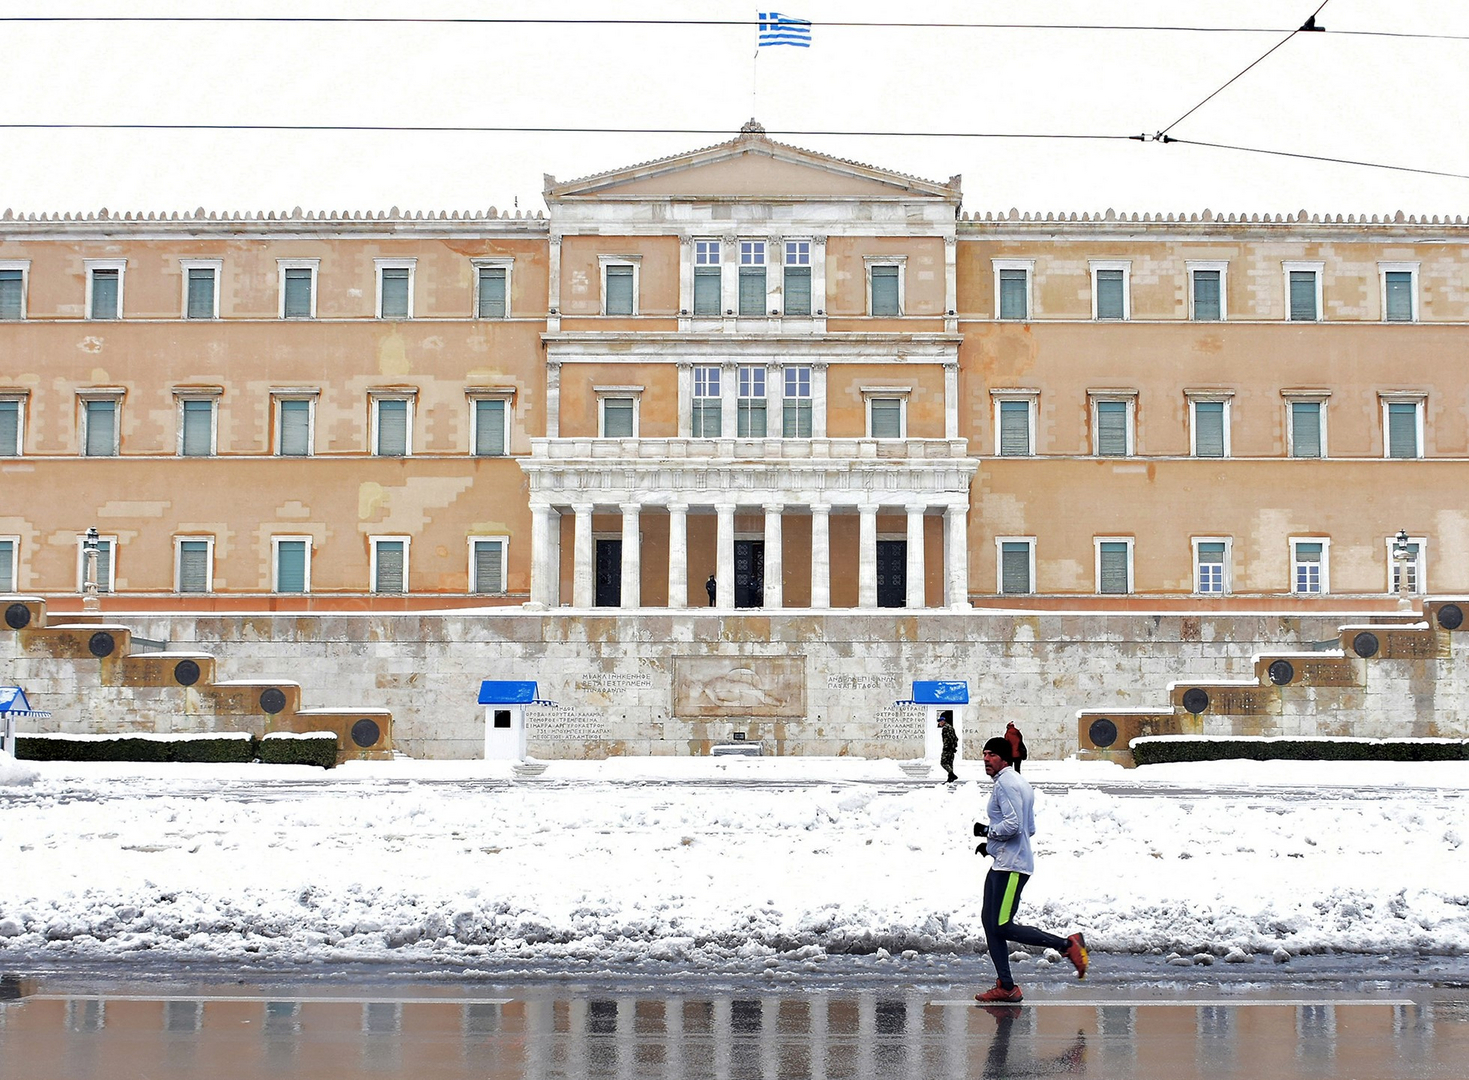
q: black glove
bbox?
[973,821,988,837]
[975,841,989,857]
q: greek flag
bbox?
[758,11,812,47]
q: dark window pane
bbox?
[380,267,410,318]
[181,399,212,457]
[1095,270,1124,320]
[1193,401,1225,457]
[605,266,634,315]
[870,266,899,316]
[1385,271,1412,322]
[1096,401,1128,456]
[376,399,408,456]
[999,269,1027,319]
[870,399,902,438]
[477,267,507,318]
[1099,542,1130,593]
[186,268,215,318]
[90,270,119,319]
[85,400,117,456]
[0,269,22,320]
[693,266,721,315]
[1001,542,1031,594]
[1291,402,1321,458]
[738,266,765,316]
[1289,271,1317,321]
[283,268,313,318]
[1388,402,1418,458]
[279,400,311,456]
[1192,270,1221,320]
[784,266,811,315]
[276,541,306,593]
[603,398,634,437]
[475,399,506,456]
[999,400,1030,456]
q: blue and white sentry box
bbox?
[478,681,539,761]
[908,681,969,765]
[0,686,52,757]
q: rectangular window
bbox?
[374,397,411,457]
[999,539,1033,595]
[738,241,766,316]
[1092,265,1128,321]
[89,267,121,320]
[998,268,1028,320]
[1388,537,1423,594]
[0,265,28,320]
[693,240,721,316]
[471,538,507,594]
[179,398,215,457]
[1288,269,1319,321]
[869,265,900,317]
[377,262,413,319]
[1195,540,1227,595]
[282,266,315,319]
[472,398,508,456]
[784,241,811,316]
[601,396,635,438]
[782,366,812,437]
[1292,540,1325,594]
[869,397,903,439]
[476,266,507,318]
[1192,270,1221,321]
[997,399,1032,456]
[1095,399,1130,456]
[273,538,309,594]
[78,536,115,593]
[692,366,721,437]
[82,398,118,457]
[372,538,408,594]
[1097,540,1132,595]
[277,397,314,457]
[185,267,217,319]
[1191,400,1226,458]
[1386,400,1421,459]
[0,538,16,592]
[1384,271,1413,322]
[176,538,212,594]
[0,399,21,456]
[604,264,635,316]
[1290,400,1324,458]
[737,366,767,437]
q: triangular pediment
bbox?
[545,123,960,203]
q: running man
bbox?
[974,736,1088,1003]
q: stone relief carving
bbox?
[674,656,806,717]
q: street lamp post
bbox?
[82,527,100,613]
[1392,528,1413,612]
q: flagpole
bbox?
[752,46,759,116]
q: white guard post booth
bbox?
[478,680,541,761]
[0,687,52,757]
[912,680,969,766]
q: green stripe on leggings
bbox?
[998,872,1021,924]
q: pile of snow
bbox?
[0,757,1466,971]
[0,751,37,787]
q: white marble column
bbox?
[546,359,561,439]
[906,502,927,609]
[810,504,831,609]
[527,502,555,609]
[763,502,783,609]
[715,502,736,609]
[943,359,959,440]
[667,502,688,609]
[547,236,562,334]
[944,235,958,334]
[811,361,829,438]
[572,502,594,608]
[720,360,738,439]
[676,361,693,438]
[619,502,641,609]
[858,502,879,608]
[767,361,784,439]
[946,503,971,610]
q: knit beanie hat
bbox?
[983,736,1014,763]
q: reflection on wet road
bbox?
[2,978,1466,1079]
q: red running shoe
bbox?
[1064,933,1089,980]
[974,981,1024,1003]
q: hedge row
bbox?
[14,733,338,769]
[1132,736,1469,765]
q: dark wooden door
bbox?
[734,540,765,608]
[595,539,621,607]
[877,540,906,608]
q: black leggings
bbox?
[982,868,1070,989]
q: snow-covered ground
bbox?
[1,752,1465,978]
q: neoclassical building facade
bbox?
[3,122,1468,615]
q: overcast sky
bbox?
[3,0,1467,219]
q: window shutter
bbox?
[280,400,310,456]
[738,267,766,315]
[999,270,1027,319]
[376,400,408,456]
[477,267,507,318]
[1099,543,1129,594]
[605,266,633,315]
[870,266,899,316]
[1384,272,1412,322]
[85,400,116,457]
[0,269,24,320]
[1291,402,1321,458]
[475,399,506,456]
[1001,542,1031,594]
[783,399,812,438]
[91,270,119,319]
[186,269,214,318]
[178,541,209,593]
[181,400,212,457]
[999,401,1030,456]
[1096,401,1127,455]
[870,399,902,439]
[1193,401,1224,457]
[95,542,113,593]
[603,399,634,437]
[1095,271,1124,319]
[276,541,306,593]
[375,542,405,593]
[784,266,811,315]
[1192,271,1221,320]
[0,401,18,456]
[0,540,14,591]
[380,268,410,318]
[1388,403,1418,458]
[693,266,721,315]
[473,541,503,594]
[283,269,312,317]
[737,400,767,437]
[1289,271,1317,321]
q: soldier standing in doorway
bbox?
[705,574,717,606]
[938,711,958,783]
